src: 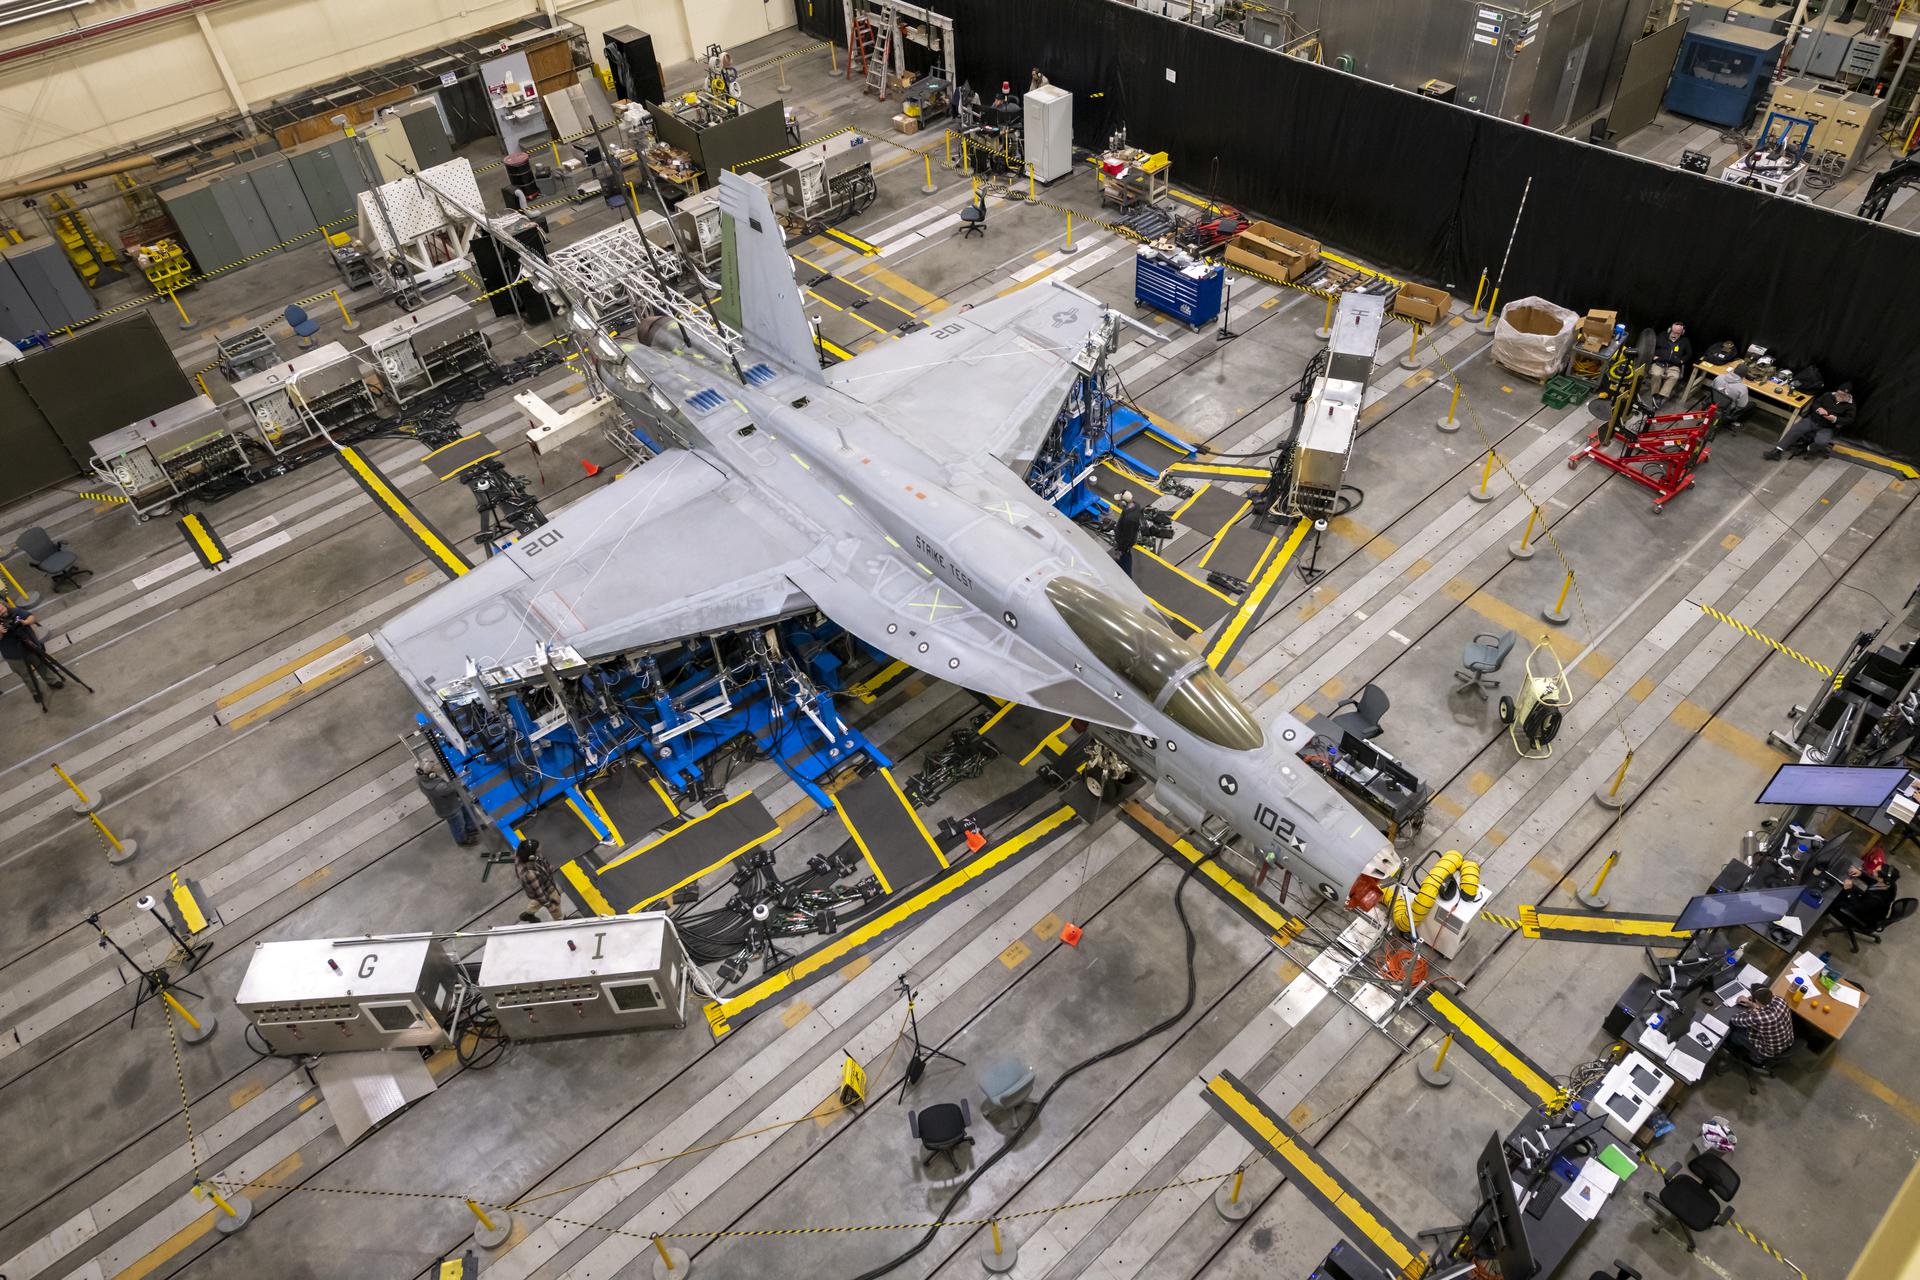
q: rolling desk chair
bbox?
[1642,1152,1739,1251]
[1718,1033,1797,1095]
[958,193,987,239]
[1588,1265,1640,1280]
[283,303,321,349]
[16,527,90,592]
[1455,630,1517,699]
[1825,883,1916,953]
[1330,683,1389,741]
[909,1100,974,1173]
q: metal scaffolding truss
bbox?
[548,223,743,361]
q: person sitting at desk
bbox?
[1765,384,1855,460]
[1649,321,1691,404]
[1723,983,1794,1062]
[1708,367,1748,432]
[1832,853,1896,928]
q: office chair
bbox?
[1586,116,1614,147]
[909,1100,974,1173]
[1454,630,1517,698]
[1586,1264,1640,1280]
[1330,683,1389,741]
[1825,891,1916,953]
[283,303,321,348]
[1642,1151,1738,1252]
[958,193,986,239]
[977,1057,1036,1123]
[1718,1032,1797,1095]
[15,527,90,592]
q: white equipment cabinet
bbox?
[235,935,460,1056]
[477,915,691,1041]
[1024,85,1074,183]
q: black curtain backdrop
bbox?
[928,0,1920,451]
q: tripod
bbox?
[895,975,964,1102]
[88,912,205,1031]
[7,623,92,710]
[137,891,212,974]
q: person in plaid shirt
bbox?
[514,839,565,922]
[1725,983,1794,1061]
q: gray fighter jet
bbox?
[375,172,1399,903]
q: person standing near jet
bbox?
[1,606,64,712]
[1112,491,1144,578]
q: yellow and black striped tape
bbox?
[1694,601,1834,679]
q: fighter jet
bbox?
[374,172,1399,904]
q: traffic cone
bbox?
[582,459,601,477]
[1060,922,1083,946]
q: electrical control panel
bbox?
[235,934,460,1055]
[476,915,689,1041]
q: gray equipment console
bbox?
[476,914,690,1041]
[235,935,460,1055]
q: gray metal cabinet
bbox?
[162,178,245,274]
[245,155,318,244]
[395,100,453,169]
[209,172,277,260]
[0,258,47,340]
[3,241,92,330]
[286,136,370,226]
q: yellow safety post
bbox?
[167,285,193,331]
[88,810,137,863]
[160,987,202,1031]
[1315,292,1334,339]
[1544,569,1574,625]
[652,1235,689,1272]
[829,40,837,73]
[1399,322,1422,370]
[1213,1165,1254,1222]
[1419,1032,1455,1087]
[193,1179,251,1231]
[1596,749,1635,810]
[1436,380,1462,433]
[945,129,954,167]
[1478,286,1501,334]
[1510,505,1541,560]
[1026,164,1037,204]
[468,1198,512,1248]
[777,55,789,92]
[0,558,30,604]
[51,761,93,812]
[332,289,357,331]
[921,151,936,195]
[1579,849,1620,909]
[1465,267,1489,321]
[627,181,641,215]
[961,136,970,173]
[1468,447,1498,503]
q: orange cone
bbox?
[964,829,986,853]
[582,459,601,477]
[1060,922,1083,946]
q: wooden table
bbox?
[1770,961,1867,1045]
[645,161,704,201]
[1685,357,1813,436]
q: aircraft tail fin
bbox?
[716,170,821,378]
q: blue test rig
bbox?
[419,322,1193,847]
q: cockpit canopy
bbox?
[1044,575,1265,751]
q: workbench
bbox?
[646,160,704,202]
[1683,357,1811,435]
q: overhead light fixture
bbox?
[0,0,99,30]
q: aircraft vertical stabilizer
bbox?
[716,170,821,377]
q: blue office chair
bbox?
[283,304,320,348]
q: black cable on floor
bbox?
[848,858,1203,1280]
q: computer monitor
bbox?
[1475,1133,1539,1280]
[1673,884,1805,931]
[1756,764,1909,810]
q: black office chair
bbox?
[958,193,986,239]
[1718,1033,1797,1095]
[1330,683,1389,741]
[1642,1151,1738,1251]
[1586,116,1614,147]
[1454,630,1517,698]
[1826,893,1916,953]
[909,1100,974,1173]
[16,527,90,592]
[1587,1264,1641,1280]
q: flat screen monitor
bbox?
[1475,1133,1539,1280]
[1756,764,1908,809]
[1673,884,1805,931]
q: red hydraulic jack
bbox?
[1567,403,1717,513]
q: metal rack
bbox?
[548,222,744,359]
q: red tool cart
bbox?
[1568,405,1718,512]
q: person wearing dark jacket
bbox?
[1766,383,1856,459]
[1,607,63,711]
[1649,322,1692,402]
[415,766,479,845]
[1112,491,1144,577]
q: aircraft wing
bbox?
[826,280,1107,471]
[374,449,816,706]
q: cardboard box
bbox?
[1391,282,1451,325]
[892,113,920,134]
[1224,221,1320,282]
[1577,308,1617,349]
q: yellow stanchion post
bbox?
[921,151,936,195]
[829,40,837,73]
[1315,292,1334,339]
[1214,1166,1254,1221]
[1465,267,1489,321]
[1544,569,1574,625]
[195,1180,252,1233]
[160,987,200,1031]
[332,288,357,331]
[1579,848,1620,909]
[1026,163,1037,205]
[1509,505,1542,560]
[982,1217,1019,1270]
[627,180,641,215]
[777,54,789,92]
[945,129,954,167]
[0,557,33,607]
[1596,749,1635,809]
[167,286,193,331]
[1478,286,1500,334]
[651,1233,690,1274]
[1468,448,1498,503]
[1399,322,1422,370]
[51,761,95,814]
[1419,1032,1455,1087]
[961,137,970,173]
[468,1198,512,1248]
[88,810,138,864]
[1437,380,1463,433]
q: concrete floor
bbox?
[1,27,1916,1280]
